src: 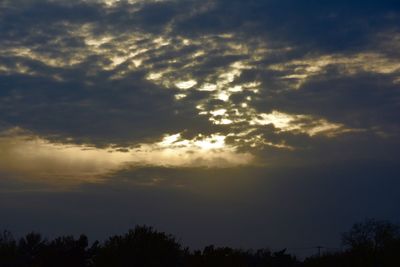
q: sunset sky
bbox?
[1,0,399,253]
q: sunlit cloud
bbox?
[83,0,168,7]
[198,83,217,91]
[175,80,197,90]
[0,0,398,189]
[0,47,84,71]
[0,128,253,188]
[249,110,350,137]
[270,53,400,89]
[0,128,132,188]
[132,133,253,167]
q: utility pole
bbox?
[316,246,324,257]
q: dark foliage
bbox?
[304,219,400,267]
[0,220,399,267]
[92,226,182,267]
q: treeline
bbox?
[1,219,399,267]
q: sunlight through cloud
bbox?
[0,128,253,188]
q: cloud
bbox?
[0,128,253,190]
[174,0,400,51]
[0,0,399,175]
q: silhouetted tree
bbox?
[304,219,400,267]
[0,230,18,267]
[271,249,298,267]
[341,218,400,267]
[342,219,399,252]
[17,232,47,267]
[1,220,399,267]
[183,246,298,267]
[192,245,249,267]
[93,225,183,267]
[303,251,349,267]
[39,234,89,267]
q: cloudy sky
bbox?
[1,0,399,254]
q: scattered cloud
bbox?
[0,0,399,188]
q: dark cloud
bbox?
[254,71,400,130]
[175,0,400,52]
[1,0,398,150]
[0,71,212,147]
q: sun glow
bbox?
[0,129,253,188]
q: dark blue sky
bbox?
[0,0,399,254]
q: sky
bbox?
[0,0,400,255]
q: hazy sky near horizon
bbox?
[1,0,400,252]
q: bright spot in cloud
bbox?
[228,85,243,92]
[147,72,163,81]
[153,37,170,48]
[210,109,227,116]
[214,118,234,125]
[174,93,187,100]
[199,83,217,91]
[251,111,300,129]
[175,80,197,90]
[193,134,226,150]
[111,56,126,66]
[216,91,230,101]
[132,133,253,168]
